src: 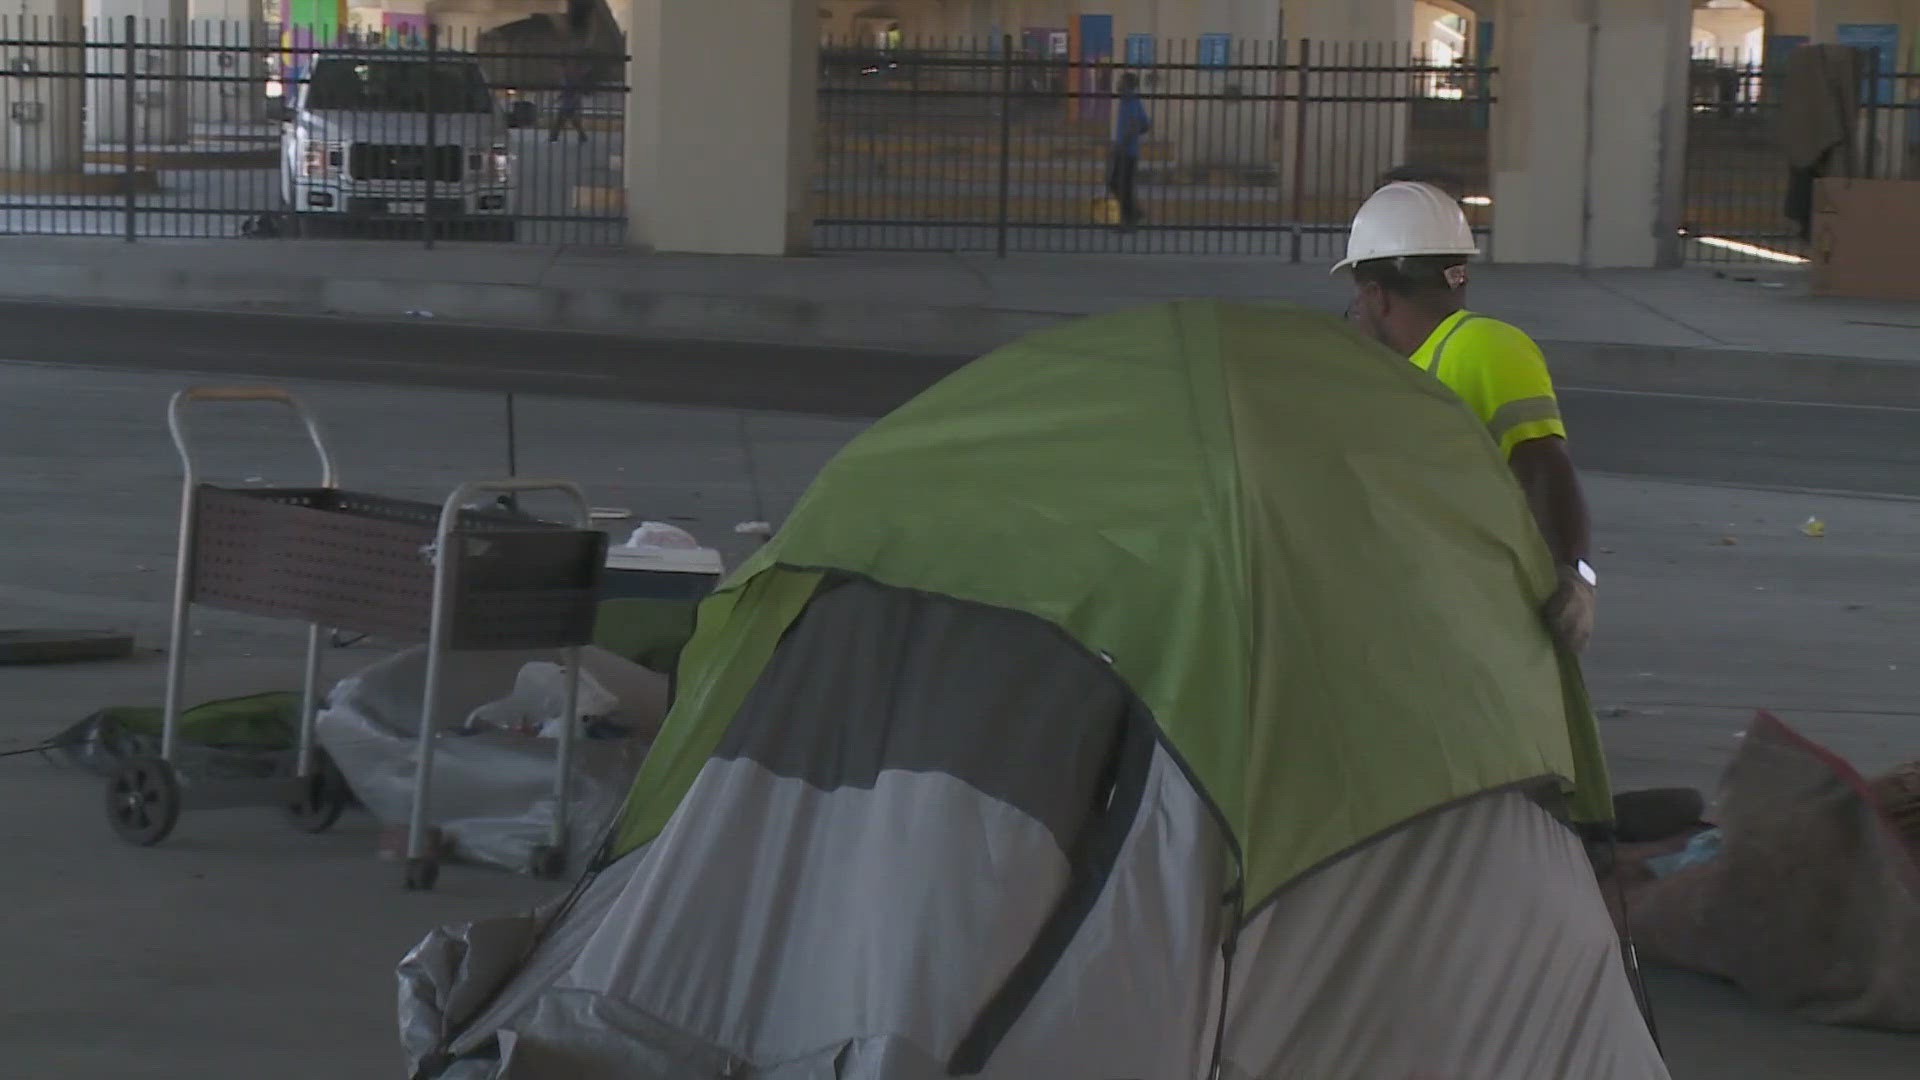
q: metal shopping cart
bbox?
[106,386,606,891]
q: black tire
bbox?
[404,856,440,892]
[284,750,349,834]
[1612,787,1707,843]
[107,757,181,846]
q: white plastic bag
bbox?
[465,661,620,739]
[624,521,703,551]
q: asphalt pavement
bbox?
[6,298,1919,498]
[0,335,1916,1079]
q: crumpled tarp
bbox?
[398,855,637,1078]
[1624,712,1920,1031]
[318,646,665,875]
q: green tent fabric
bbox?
[608,300,1610,911]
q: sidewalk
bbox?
[6,235,1920,406]
[1,361,1915,1078]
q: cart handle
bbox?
[436,479,594,537]
[161,386,336,765]
[168,385,338,489]
[407,478,597,870]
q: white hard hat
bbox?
[1331,181,1479,273]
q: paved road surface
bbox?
[5,298,1918,497]
[2,306,1916,1080]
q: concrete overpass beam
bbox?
[1491,0,1690,267]
[625,0,814,254]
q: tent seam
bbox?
[1235,776,1567,926]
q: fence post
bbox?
[124,15,137,243]
[1289,39,1310,264]
[424,24,437,249]
[996,33,1012,258]
[1861,45,1880,180]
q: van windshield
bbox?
[306,58,493,113]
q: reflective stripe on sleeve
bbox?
[1487,394,1562,444]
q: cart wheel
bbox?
[107,757,181,847]
[529,843,565,881]
[404,857,440,892]
[285,751,349,834]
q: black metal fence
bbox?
[815,35,1496,258]
[0,24,1892,267]
[0,17,625,245]
[1683,51,1920,265]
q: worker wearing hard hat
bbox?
[1336,181,1597,653]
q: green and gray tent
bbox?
[400,301,1665,1080]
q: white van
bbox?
[279,52,515,239]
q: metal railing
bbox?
[0,17,625,245]
[815,35,1496,259]
[1683,50,1920,265]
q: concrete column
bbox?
[625,0,814,253]
[187,0,267,128]
[0,0,87,173]
[89,0,193,146]
[1287,0,1416,197]
[1490,0,1689,266]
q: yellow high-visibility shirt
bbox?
[1410,310,1567,458]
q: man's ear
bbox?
[1361,280,1390,317]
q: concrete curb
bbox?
[1541,340,1920,410]
[0,258,1057,355]
[0,257,1914,409]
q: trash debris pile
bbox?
[1603,713,1920,1032]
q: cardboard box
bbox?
[1811,178,1920,300]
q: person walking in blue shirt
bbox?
[550,58,591,144]
[1108,73,1151,229]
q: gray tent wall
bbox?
[400,578,1666,1079]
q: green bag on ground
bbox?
[53,691,301,778]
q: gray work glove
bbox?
[1542,565,1596,654]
